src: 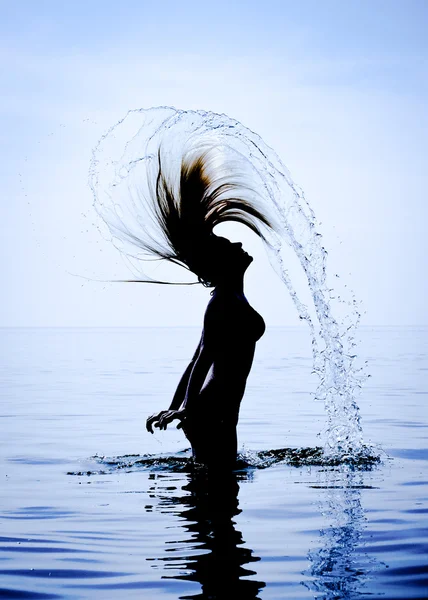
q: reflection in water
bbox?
[145,470,265,600]
[138,454,382,598]
[304,467,380,599]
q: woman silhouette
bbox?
[145,150,273,470]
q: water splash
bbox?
[67,447,380,477]
[89,107,367,457]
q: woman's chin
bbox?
[242,255,253,272]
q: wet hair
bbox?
[141,148,273,286]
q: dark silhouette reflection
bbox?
[303,467,380,599]
[145,469,265,600]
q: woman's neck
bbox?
[214,275,245,296]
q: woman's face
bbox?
[211,236,253,275]
[186,234,253,286]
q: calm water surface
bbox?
[0,326,427,599]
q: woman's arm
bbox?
[146,334,214,432]
[168,336,203,410]
[146,334,206,433]
[180,340,213,412]
[149,341,213,432]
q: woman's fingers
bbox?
[158,411,172,430]
[146,415,154,433]
[146,411,165,433]
[147,410,184,433]
[146,414,157,433]
[157,410,183,430]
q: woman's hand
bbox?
[146,409,185,433]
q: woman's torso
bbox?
[198,292,265,416]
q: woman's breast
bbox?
[251,309,266,341]
[237,305,266,341]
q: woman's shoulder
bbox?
[203,294,228,325]
[203,294,238,334]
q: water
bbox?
[1,326,427,599]
[89,107,364,455]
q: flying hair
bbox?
[114,147,274,285]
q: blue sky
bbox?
[2,0,427,326]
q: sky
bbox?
[2,0,427,327]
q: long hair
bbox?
[138,148,273,284]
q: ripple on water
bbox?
[0,589,62,599]
[0,569,129,579]
[0,507,75,521]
